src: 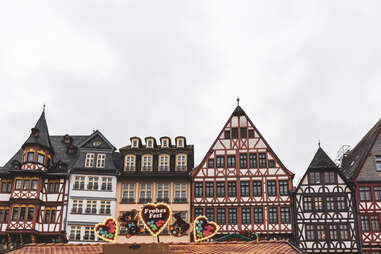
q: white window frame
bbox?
[73,176,85,190]
[96,154,106,168]
[177,138,184,148]
[140,184,152,202]
[72,200,83,214]
[174,184,187,202]
[100,200,111,215]
[142,154,153,171]
[83,226,95,241]
[157,184,170,202]
[147,139,153,148]
[87,177,98,190]
[70,226,81,241]
[101,177,112,191]
[122,183,135,202]
[86,200,97,214]
[176,154,187,171]
[162,139,169,148]
[85,153,95,167]
[131,139,139,148]
[159,154,170,171]
[124,155,136,171]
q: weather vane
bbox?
[237,97,240,106]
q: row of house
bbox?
[0,105,380,254]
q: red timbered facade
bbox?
[341,118,381,254]
[191,105,294,240]
[0,110,68,246]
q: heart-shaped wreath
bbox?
[94,217,118,242]
[193,216,218,242]
[139,203,171,237]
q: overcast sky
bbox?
[1,1,380,184]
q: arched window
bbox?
[124,155,136,171]
[142,154,153,172]
[176,154,187,171]
[159,154,170,171]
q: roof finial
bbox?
[318,139,321,148]
[43,104,46,113]
[237,97,240,106]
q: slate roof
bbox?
[22,110,54,154]
[341,118,381,180]
[9,241,304,254]
[308,147,337,170]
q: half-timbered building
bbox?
[341,118,381,254]
[294,147,360,253]
[191,105,294,240]
[66,130,119,243]
[0,110,72,246]
[116,136,194,243]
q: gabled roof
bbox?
[77,130,116,151]
[341,118,381,181]
[308,147,337,170]
[22,110,54,154]
[192,105,294,178]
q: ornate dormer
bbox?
[145,137,156,148]
[20,109,54,171]
[160,136,171,148]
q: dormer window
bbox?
[176,154,187,171]
[132,139,138,148]
[37,154,45,164]
[85,153,95,167]
[177,139,184,148]
[376,156,381,172]
[142,154,153,171]
[159,154,170,171]
[147,139,153,148]
[96,154,106,168]
[27,152,34,162]
[125,155,136,171]
[162,139,168,148]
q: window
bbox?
[15,179,22,190]
[337,196,346,210]
[177,138,184,147]
[371,215,380,231]
[73,176,85,190]
[259,153,267,168]
[31,180,38,190]
[206,208,214,221]
[240,154,247,168]
[1,180,12,193]
[85,153,95,167]
[37,154,45,164]
[375,187,381,201]
[87,177,98,191]
[217,208,225,224]
[267,181,277,196]
[122,183,135,202]
[142,155,153,171]
[268,160,275,168]
[361,215,370,232]
[132,139,139,148]
[240,181,250,197]
[309,172,321,184]
[240,128,247,139]
[268,207,278,224]
[252,181,262,196]
[228,208,237,224]
[228,181,236,197]
[316,225,325,240]
[324,171,336,184]
[339,224,349,240]
[216,156,225,168]
[224,130,230,139]
[227,156,236,168]
[27,152,34,162]
[232,128,238,139]
[147,139,153,148]
[84,226,95,241]
[241,208,251,224]
[48,180,59,193]
[376,156,381,171]
[100,201,111,215]
[194,208,203,218]
[23,180,30,190]
[0,208,9,223]
[205,182,214,197]
[101,177,112,191]
[254,207,263,224]
[139,184,152,202]
[315,197,323,211]
[329,225,338,240]
[44,208,56,223]
[96,154,106,168]
[194,182,203,198]
[174,184,187,202]
[70,226,81,241]
[11,207,18,221]
[216,182,225,197]
[279,180,288,196]
[20,207,26,221]
[360,187,372,201]
[162,139,168,147]
[208,159,214,168]
[248,129,254,138]
[27,207,34,221]
[306,225,314,240]
[157,184,170,202]
[72,200,83,214]
[86,200,97,214]
[326,197,335,211]
[159,154,170,171]
[125,155,136,171]
[249,153,257,168]
[280,207,290,224]
[176,154,187,171]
